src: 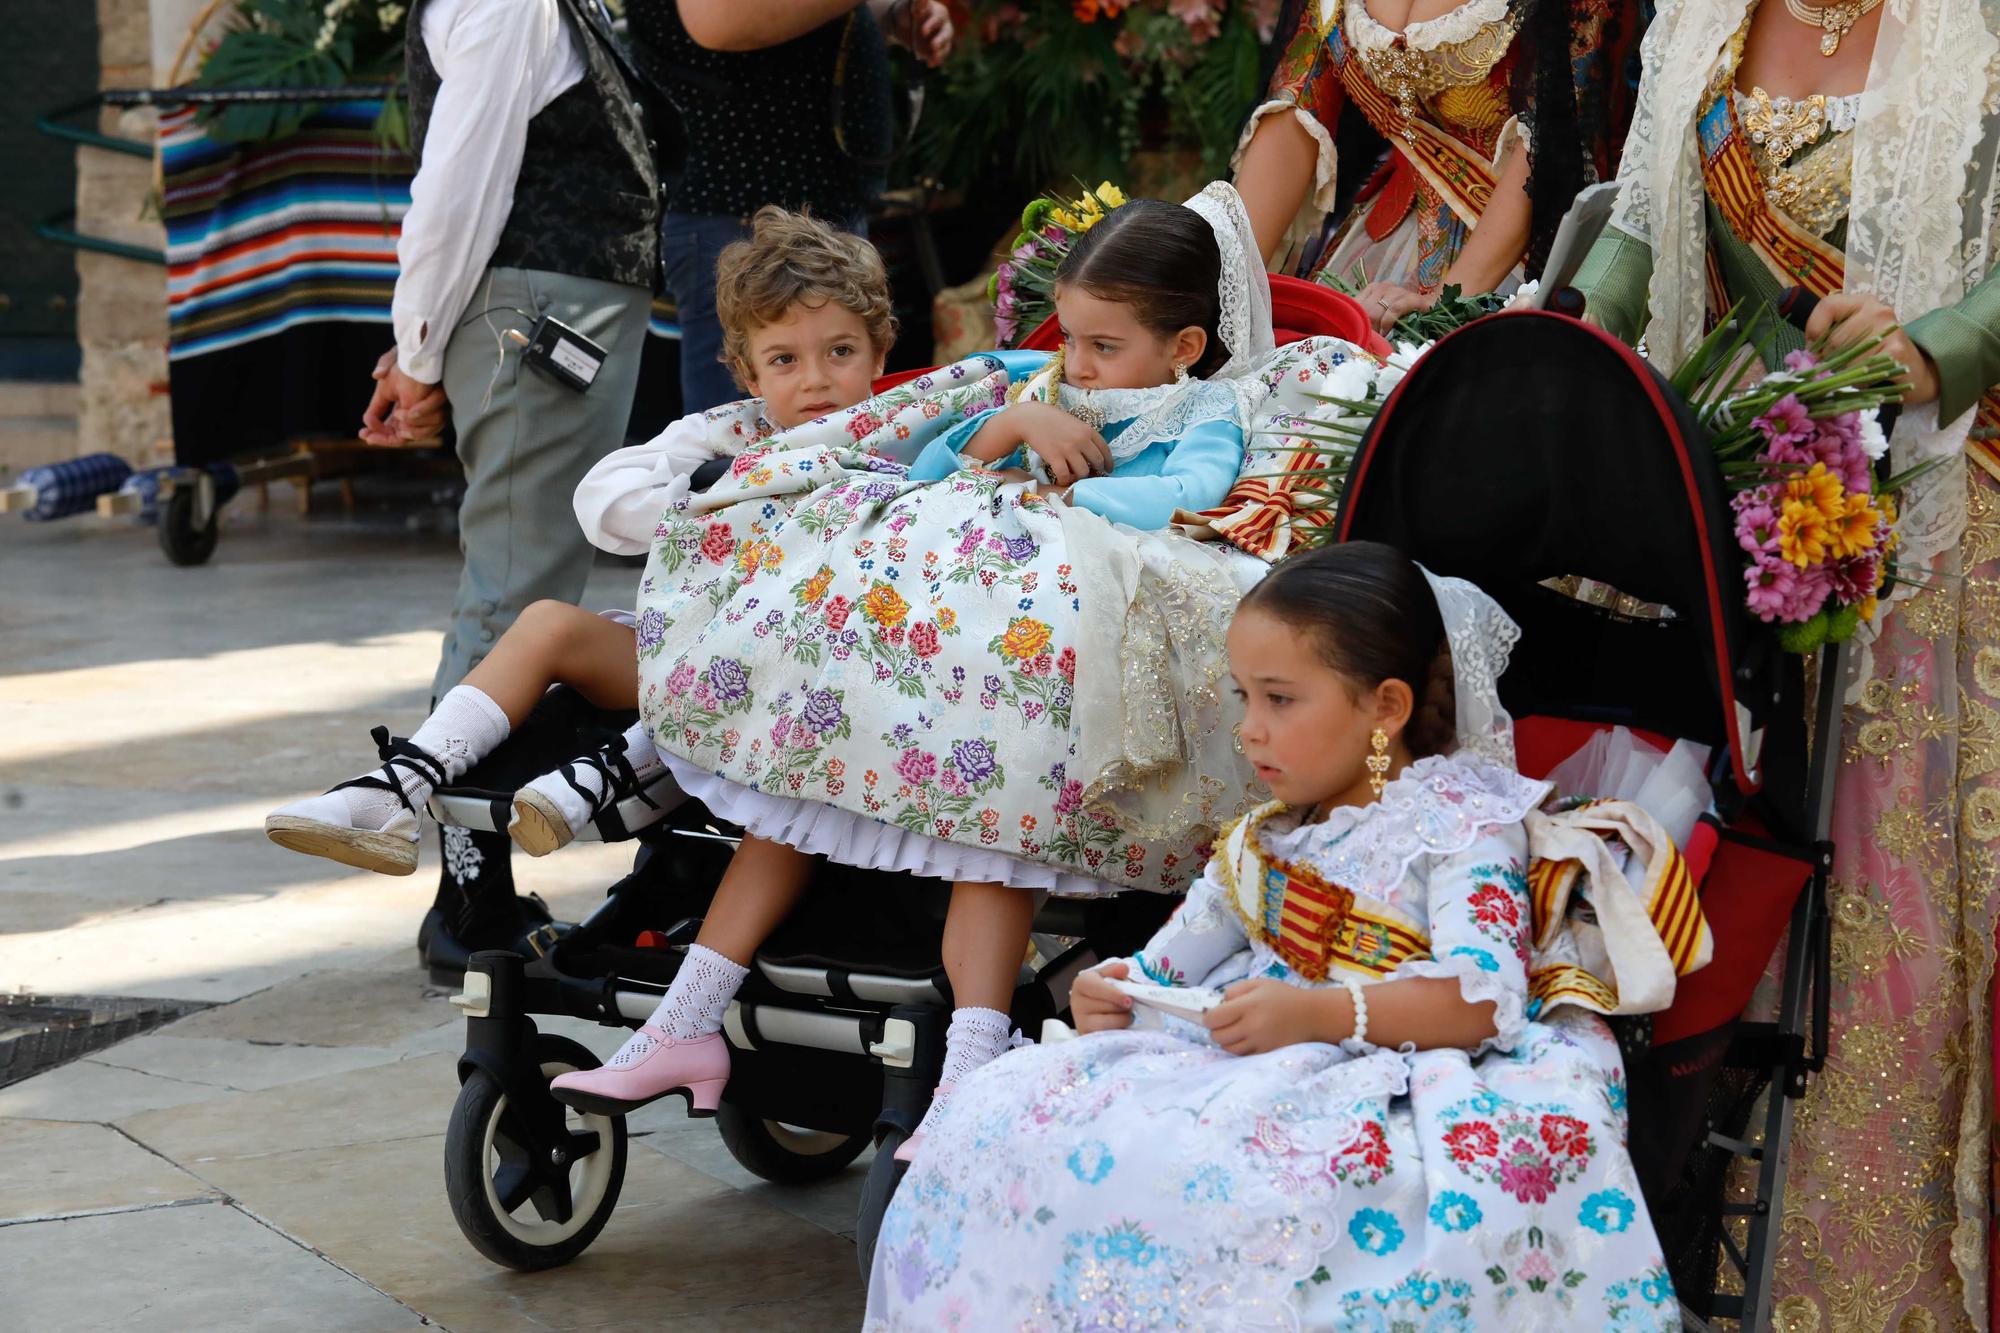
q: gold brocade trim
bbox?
[1350,11,1517,140]
[1214,807,1434,980]
[1737,86,1856,238]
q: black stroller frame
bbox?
[431,312,1836,1329]
[428,686,1170,1274]
[1337,310,1838,1331]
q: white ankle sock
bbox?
[629,944,749,1049]
[621,723,662,774]
[339,685,509,831]
[940,1006,1015,1084]
[521,722,667,835]
[911,1006,1017,1138]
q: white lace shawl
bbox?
[1611,0,2000,575]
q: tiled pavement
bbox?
[0,503,867,1330]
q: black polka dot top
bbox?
[625,1,891,223]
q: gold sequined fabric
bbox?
[1734,466,1999,1330]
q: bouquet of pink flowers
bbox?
[1670,308,1926,651]
[989,182,1128,347]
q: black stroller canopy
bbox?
[1336,312,1767,797]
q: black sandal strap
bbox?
[324,726,447,819]
[555,734,659,820]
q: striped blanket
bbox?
[159,101,680,465]
[161,102,681,359]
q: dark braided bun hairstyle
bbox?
[1237,541,1458,758]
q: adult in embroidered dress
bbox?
[1233,0,1643,331]
[864,543,1686,1329]
[544,185,1299,1144]
[1570,0,2000,1322]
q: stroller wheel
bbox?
[444,1033,627,1271]
[853,1127,910,1283]
[714,1100,869,1184]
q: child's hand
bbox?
[1204,977,1333,1055]
[1071,960,1136,1034]
[1010,401,1111,486]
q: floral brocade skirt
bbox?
[634,466,1235,896]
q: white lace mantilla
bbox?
[1344,0,1512,52]
[1258,752,1550,902]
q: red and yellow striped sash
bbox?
[1527,851,1706,975]
[1698,90,2000,484]
[1335,49,1501,231]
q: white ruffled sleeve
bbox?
[1391,819,1534,1056]
[573,412,726,556]
[1121,858,1248,989]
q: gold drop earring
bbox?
[1173,362,1190,384]
[1366,728,1391,797]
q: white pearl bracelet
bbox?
[1340,975,1371,1052]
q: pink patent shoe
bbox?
[892,1081,957,1163]
[549,1027,729,1117]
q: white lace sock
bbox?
[337,685,509,831]
[912,1006,1017,1136]
[609,944,751,1066]
[520,723,665,835]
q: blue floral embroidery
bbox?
[1448,945,1500,973]
[1067,1140,1115,1185]
[1580,1189,1636,1234]
[1428,1190,1484,1232]
[1605,1077,1629,1114]
[1347,1207,1405,1256]
[1136,954,1184,986]
[1182,1163,1232,1204]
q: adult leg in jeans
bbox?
[660,212,752,416]
[420,265,652,978]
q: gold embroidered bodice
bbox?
[1343,0,1520,148]
[1734,85,1859,237]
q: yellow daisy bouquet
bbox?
[989,182,1128,347]
[1671,304,1930,651]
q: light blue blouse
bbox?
[906,372,1248,532]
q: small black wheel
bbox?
[854,1126,910,1282]
[444,1032,627,1271]
[158,480,220,567]
[714,1099,869,1184]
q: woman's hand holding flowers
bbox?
[1806,292,1940,405]
[1356,280,1436,334]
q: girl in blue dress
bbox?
[865,542,1683,1330]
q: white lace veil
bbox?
[1023,180,1279,473]
[1181,180,1277,386]
[1420,566,1522,768]
[1609,0,2000,580]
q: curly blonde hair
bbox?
[713,207,898,390]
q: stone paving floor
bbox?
[0,495,868,1330]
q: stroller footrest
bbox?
[607,988,878,1059]
[756,959,946,1008]
[427,770,687,842]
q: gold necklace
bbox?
[1783,0,1883,57]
